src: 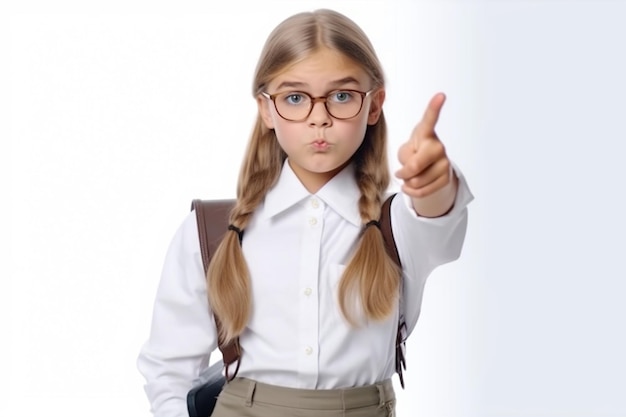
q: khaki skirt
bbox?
[211,377,396,417]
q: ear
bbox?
[257,95,275,129]
[367,88,386,125]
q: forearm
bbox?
[410,171,459,218]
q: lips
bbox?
[311,140,330,150]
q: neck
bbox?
[288,160,347,194]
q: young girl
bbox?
[138,8,472,417]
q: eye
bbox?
[330,91,354,103]
[283,93,307,105]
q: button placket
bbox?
[297,197,324,385]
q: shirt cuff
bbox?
[395,161,474,225]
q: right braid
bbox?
[207,119,285,343]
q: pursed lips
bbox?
[310,139,330,150]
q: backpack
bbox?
[187,194,407,417]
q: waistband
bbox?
[222,377,395,410]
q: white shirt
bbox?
[137,161,473,417]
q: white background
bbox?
[6,1,626,416]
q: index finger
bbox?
[417,92,446,135]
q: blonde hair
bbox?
[207,9,400,342]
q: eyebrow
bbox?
[275,77,361,91]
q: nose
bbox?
[307,98,332,127]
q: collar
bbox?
[262,160,362,227]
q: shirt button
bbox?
[309,217,317,226]
[304,288,312,296]
[305,346,313,355]
[311,198,319,209]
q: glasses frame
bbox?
[261,89,374,122]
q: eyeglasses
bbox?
[261,89,374,122]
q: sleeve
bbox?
[389,162,474,334]
[136,211,219,417]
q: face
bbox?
[257,47,385,193]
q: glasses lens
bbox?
[325,90,364,119]
[274,92,312,121]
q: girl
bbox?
[138,8,472,417]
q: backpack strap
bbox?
[191,193,406,387]
[191,199,240,381]
[380,194,400,267]
[379,193,407,388]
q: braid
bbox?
[207,119,285,343]
[338,115,401,325]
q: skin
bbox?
[395,93,459,217]
[258,47,458,218]
[258,47,383,193]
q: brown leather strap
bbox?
[379,193,407,388]
[379,194,400,267]
[191,199,235,268]
[191,199,240,380]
